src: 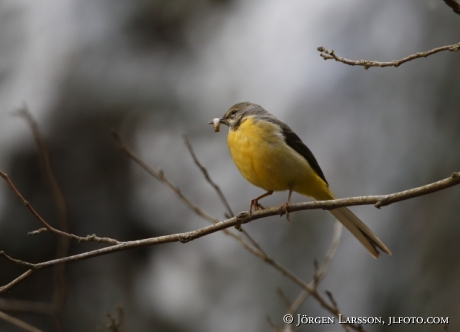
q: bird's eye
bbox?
[231,109,237,115]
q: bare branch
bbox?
[114,131,273,272]
[0,170,120,245]
[267,316,284,332]
[0,299,54,315]
[18,105,69,329]
[256,245,364,331]
[276,287,293,310]
[16,106,69,234]
[0,270,37,295]
[0,310,43,332]
[290,171,460,211]
[285,221,342,318]
[2,171,459,294]
[317,42,460,69]
[0,251,36,269]
[183,136,271,256]
[106,305,124,332]
[183,135,234,217]
[112,130,218,224]
[444,0,460,15]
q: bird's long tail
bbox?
[297,173,391,258]
[328,207,391,258]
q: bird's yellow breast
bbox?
[227,117,327,198]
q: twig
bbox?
[317,42,460,69]
[0,251,36,269]
[16,106,69,233]
[107,305,124,332]
[267,316,284,332]
[0,310,43,332]
[0,170,119,245]
[183,136,270,256]
[444,0,460,15]
[0,299,54,315]
[326,291,364,332]
[285,221,342,316]
[183,135,234,217]
[111,130,218,224]
[278,222,344,332]
[116,132,273,264]
[114,131,272,271]
[2,172,459,294]
[276,287,293,310]
[17,105,69,330]
[256,247,364,331]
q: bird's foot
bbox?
[249,199,265,213]
[278,202,291,221]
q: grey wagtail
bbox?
[209,102,391,258]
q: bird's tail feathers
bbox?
[329,207,391,258]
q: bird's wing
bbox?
[264,116,328,185]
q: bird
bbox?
[210,102,391,258]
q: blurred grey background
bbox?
[0,0,459,331]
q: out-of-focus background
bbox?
[0,0,459,331]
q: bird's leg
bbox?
[249,190,273,213]
[279,187,293,221]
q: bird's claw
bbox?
[249,199,265,213]
[278,202,291,221]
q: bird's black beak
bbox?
[218,118,229,126]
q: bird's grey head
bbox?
[219,102,269,130]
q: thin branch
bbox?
[325,291,363,332]
[317,42,460,69]
[0,251,36,269]
[267,316,284,332]
[1,172,459,294]
[112,130,218,224]
[183,136,271,256]
[444,0,460,15]
[0,310,43,332]
[276,222,344,332]
[183,135,234,217]
[16,106,69,233]
[114,132,272,276]
[0,299,54,315]
[285,221,342,316]
[276,287,293,310]
[17,105,69,329]
[313,221,342,282]
[291,171,460,211]
[114,132,272,267]
[106,305,124,332]
[0,170,119,245]
[255,245,364,331]
[113,131,282,322]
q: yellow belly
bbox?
[227,117,332,199]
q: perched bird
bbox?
[210,102,391,258]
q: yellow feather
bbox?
[227,117,331,199]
